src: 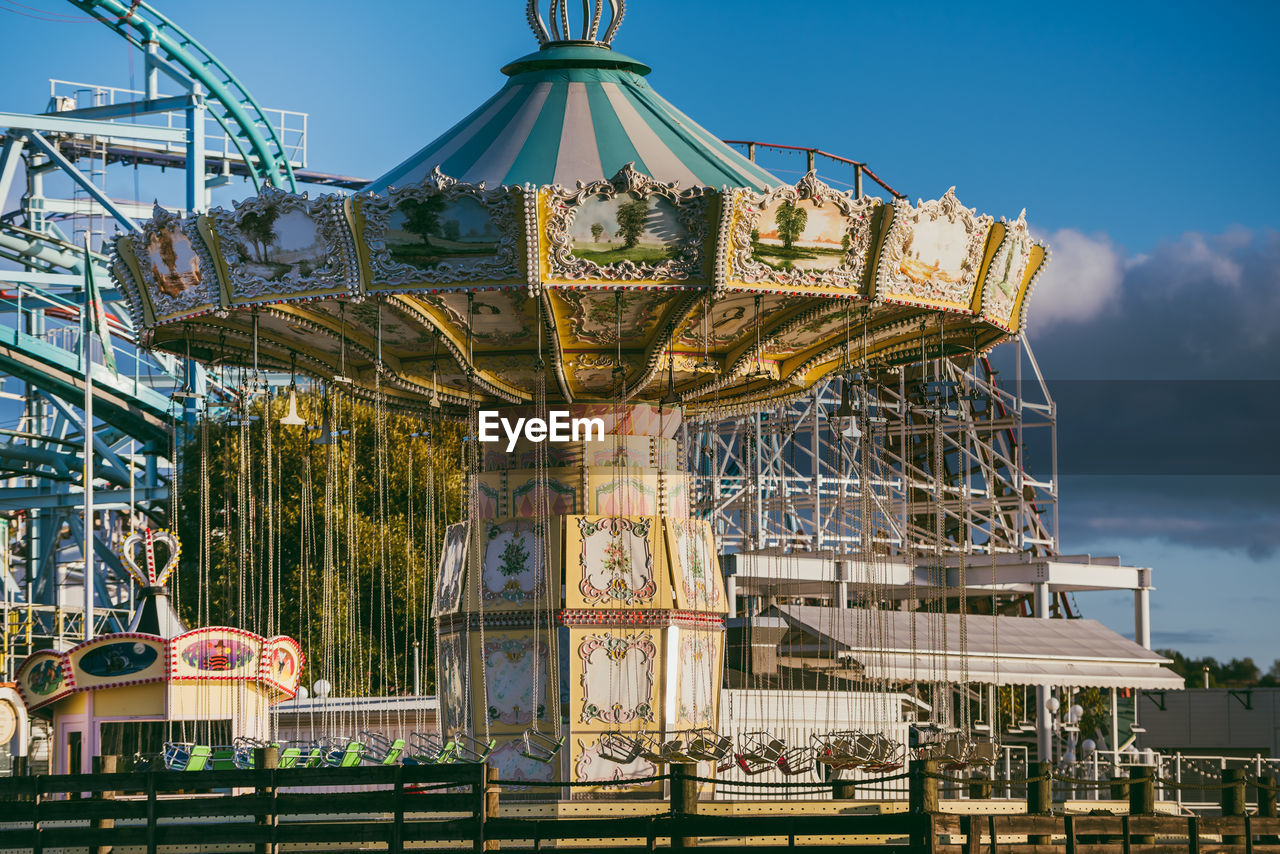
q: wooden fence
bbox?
[0,757,1276,852]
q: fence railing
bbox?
[0,757,1276,852]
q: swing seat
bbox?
[734,753,777,776]
[324,741,365,768]
[519,729,565,763]
[597,731,642,764]
[358,732,406,765]
[638,735,686,765]
[451,732,496,764]
[163,743,210,772]
[406,732,452,764]
[686,730,732,762]
[209,745,238,771]
[739,731,787,764]
[277,747,303,769]
[776,747,812,776]
[969,741,998,767]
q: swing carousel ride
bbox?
[101,0,1049,793]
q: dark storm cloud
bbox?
[1002,228,1280,560]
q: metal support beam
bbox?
[21,131,138,232]
[44,94,196,122]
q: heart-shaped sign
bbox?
[120,528,181,588]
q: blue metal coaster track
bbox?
[61,0,297,192]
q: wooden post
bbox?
[1187,815,1200,854]
[474,763,493,854]
[1027,761,1052,846]
[832,775,857,801]
[968,778,992,800]
[670,761,698,850]
[1128,765,1155,845]
[254,746,279,854]
[961,814,982,854]
[1109,773,1130,801]
[390,763,404,854]
[909,760,938,851]
[144,770,157,854]
[909,758,939,814]
[92,755,116,854]
[31,778,42,854]
[1063,814,1077,854]
[1221,768,1246,846]
[483,764,500,852]
[1257,774,1279,845]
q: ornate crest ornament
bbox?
[876,187,993,310]
[358,168,524,289]
[119,528,182,588]
[543,163,710,284]
[725,171,881,293]
[208,186,360,304]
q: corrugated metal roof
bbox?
[366,44,779,192]
[772,605,1185,690]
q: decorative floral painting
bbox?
[677,634,717,726]
[481,520,543,605]
[669,518,719,609]
[484,634,551,726]
[578,632,657,725]
[593,475,656,517]
[577,517,655,605]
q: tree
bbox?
[774,201,808,250]
[590,222,605,243]
[614,198,649,249]
[399,195,447,246]
[238,205,281,263]
[174,391,464,697]
[442,220,461,242]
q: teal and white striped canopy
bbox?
[367,44,779,192]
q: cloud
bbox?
[1058,475,1280,561]
[1025,227,1280,378]
[1027,228,1125,328]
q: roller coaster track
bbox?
[60,0,297,192]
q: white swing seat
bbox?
[686,729,733,762]
[519,729,564,763]
[598,731,643,764]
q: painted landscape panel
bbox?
[145,225,202,298]
[569,193,688,266]
[383,194,501,271]
[898,217,970,286]
[232,207,327,283]
[751,198,851,272]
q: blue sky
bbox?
[1,0,1277,663]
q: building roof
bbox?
[366,44,780,192]
[772,605,1185,691]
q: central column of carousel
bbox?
[432,403,728,796]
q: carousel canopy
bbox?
[367,44,778,192]
[110,0,1049,414]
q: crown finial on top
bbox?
[527,0,625,47]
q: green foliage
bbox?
[1157,649,1278,687]
[399,195,447,246]
[173,390,464,698]
[239,205,281,263]
[614,198,649,249]
[589,222,605,243]
[774,201,808,250]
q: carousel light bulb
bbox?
[1070,703,1084,721]
[280,388,305,426]
[295,685,309,701]
[1046,696,1061,714]
[313,678,332,698]
[1081,738,1096,757]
